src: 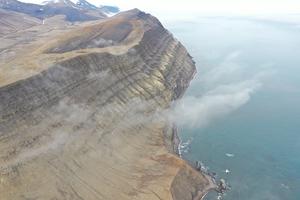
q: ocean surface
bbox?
[165,16,300,200]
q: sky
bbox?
[20,0,300,17]
[99,0,300,15]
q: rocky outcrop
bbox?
[0,9,215,200]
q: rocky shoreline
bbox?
[169,124,218,199]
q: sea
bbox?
[164,15,300,200]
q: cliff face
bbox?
[0,9,214,200]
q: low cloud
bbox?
[169,79,261,128]
[166,51,275,129]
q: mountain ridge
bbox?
[0,8,216,200]
[0,0,119,21]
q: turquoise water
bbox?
[165,16,300,199]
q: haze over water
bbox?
[165,15,300,199]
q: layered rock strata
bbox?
[0,9,215,200]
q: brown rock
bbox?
[0,9,214,200]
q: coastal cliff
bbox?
[0,9,215,200]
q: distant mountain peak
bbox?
[0,0,120,21]
[42,0,98,10]
[73,0,98,9]
[42,0,74,6]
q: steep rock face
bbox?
[0,9,214,200]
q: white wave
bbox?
[225,153,235,157]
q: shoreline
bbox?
[171,124,218,199]
[167,58,221,199]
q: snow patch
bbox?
[69,0,77,4]
[104,12,117,17]
[42,0,60,4]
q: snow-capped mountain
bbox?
[42,0,98,10]
[41,0,119,15]
[0,0,119,21]
[71,0,98,10]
